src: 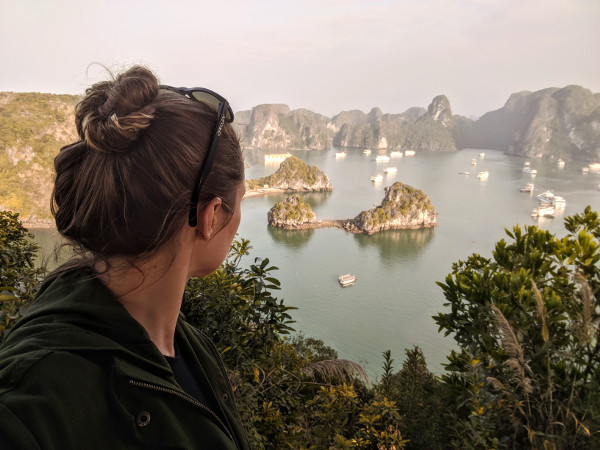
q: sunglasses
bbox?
[160,85,235,227]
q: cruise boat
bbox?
[371,174,383,182]
[522,166,537,175]
[553,195,566,208]
[375,155,390,163]
[477,171,489,180]
[558,159,565,168]
[404,150,416,156]
[338,274,357,287]
[520,182,534,192]
[363,149,371,155]
[264,153,292,162]
[479,152,485,158]
[471,158,477,166]
[537,190,555,203]
[335,151,347,158]
[384,167,397,173]
[532,206,555,218]
[390,151,403,157]
[589,163,600,172]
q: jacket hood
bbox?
[0,266,170,377]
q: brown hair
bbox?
[51,65,244,260]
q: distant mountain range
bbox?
[236,85,600,161]
[1,85,599,220]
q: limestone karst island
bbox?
[267,182,438,234]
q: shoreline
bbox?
[270,219,438,235]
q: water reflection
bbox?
[300,191,333,209]
[30,227,70,270]
[353,228,435,262]
[267,226,314,249]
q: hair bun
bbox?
[76,66,159,153]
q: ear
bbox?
[198,197,223,240]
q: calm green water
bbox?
[32,148,600,379]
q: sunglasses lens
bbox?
[191,91,233,122]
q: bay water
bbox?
[31,148,600,380]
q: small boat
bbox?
[459,171,470,175]
[264,153,292,162]
[339,274,357,287]
[532,206,555,218]
[522,166,537,175]
[335,151,347,158]
[371,174,383,182]
[520,182,534,192]
[553,195,566,208]
[375,155,390,162]
[582,167,589,173]
[558,159,565,168]
[589,163,600,172]
[537,190,555,203]
[471,158,477,166]
[363,149,371,155]
[477,171,489,180]
[404,150,416,156]
[479,152,485,158]
[390,151,403,158]
[524,161,530,167]
[384,167,397,173]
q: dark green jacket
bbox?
[0,267,251,450]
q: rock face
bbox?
[243,104,331,150]
[345,182,437,234]
[331,97,463,151]
[267,196,317,229]
[465,86,600,161]
[246,156,333,191]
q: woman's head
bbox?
[52,65,244,261]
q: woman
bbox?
[0,66,251,449]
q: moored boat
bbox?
[363,149,371,155]
[384,167,397,173]
[558,159,565,168]
[339,274,357,287]
[404,150,416,156]
[371,174,383,182]
[520,182,534,192]
[375,155,390,162]
[335,151,347,158]
[477,171,489,180]
[390,151,403,157]
[265,153,292,162]
[532,206,555,218]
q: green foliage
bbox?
[0,211,45,338]
[435,206,600,448]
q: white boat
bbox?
[339,274,357,287]
[336,151,347,158]
[537,190,555,203]
[524,161,530,167]
[553,195,566,208]
[520,182,534,192]
[522,166,537,175]
[532,206,555,218]
[582,167,589,173]
[404,150,416,156]
[264,153,292,162]
[471,158,477,166]
[371,174,383,182]
[558,159,565,168]
[589,163,600,172]
[384,167,397,173]
[375,155,390,163]
[477,171,489,180]
[390,151,403,158]
[479,152,485,158]
[363,149,371,155]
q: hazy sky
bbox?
[1,0,598,117]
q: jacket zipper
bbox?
[128,379,237,447]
